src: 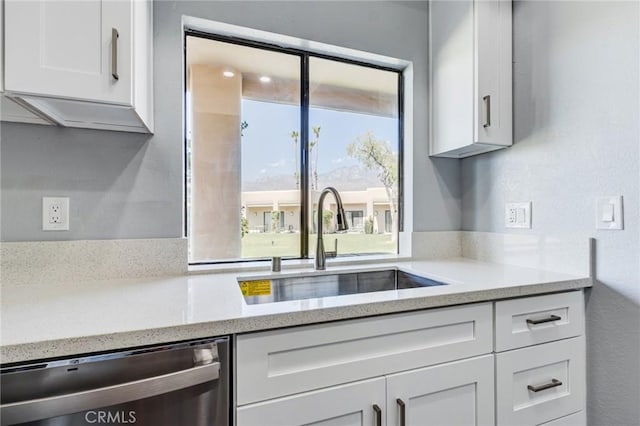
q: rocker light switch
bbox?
[596,196,623,230]
[601,204,614,222]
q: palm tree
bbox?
[290,130,300,188]
[311,126,321,190]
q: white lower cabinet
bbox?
[494,291,584,352]
[237,356,494,426]
[236,303,493,405]
[495,291,586,426]
[235,292,585,426]
[386,355,495,426]
[236,377,386,426]
[496,337,586,426]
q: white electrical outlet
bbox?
[505,202,532,229]
[43,197,69,231]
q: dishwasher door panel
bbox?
[1,337,230,426]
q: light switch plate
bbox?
[43,197,69,231]
[596,196,623,230]
[505,202,532,229]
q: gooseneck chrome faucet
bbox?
[315,187,348,270]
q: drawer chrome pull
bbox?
[397,398,406,426]
[373,404,382,426]
[526,314,561,325]
[527,378,563,392]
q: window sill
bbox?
[188,254,412,275]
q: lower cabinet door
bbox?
[385,355,495,426]
[236,377,386,426]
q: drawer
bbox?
[539,411,585,426]
[495,291,584,351]
[496,337,586,426]
[236,302,493,405]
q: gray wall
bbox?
[461,2,640,424]
[0,0,461,242]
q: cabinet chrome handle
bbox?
[112,28,119,81]
[397,398,406,426]
[526,314,561,325]
[373,404,382,426]
[528,378,563,392]
[483,95,491,128]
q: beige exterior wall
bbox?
[373,206,392,233]
[242,187,392,234]
[189,65,242,260]
[281,207,299,232]
[242,190,301,233]
[244,207,299,233]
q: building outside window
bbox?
[185,31,403,264]
[345,210,364,232]
[385,210,392,234]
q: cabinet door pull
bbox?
[483,95,491,128]
[527,378,563,392]
[111,28,119,81]
[373,404,382,426]
[396,398,406,426]
[526,314,561,325]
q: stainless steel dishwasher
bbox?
[0,336,230,426]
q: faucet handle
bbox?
[271,256,282,272]
[325,239,338,258]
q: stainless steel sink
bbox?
[239,269,446,305]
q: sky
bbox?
[240,99,398,184]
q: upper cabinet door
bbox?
[4,0,132,105]
[429,0,512,158]
[475,0,512,145]
[429,0,475,156]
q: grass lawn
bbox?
[241,232,396,258]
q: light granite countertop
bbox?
[1,257,592,364]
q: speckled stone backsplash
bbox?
[411,231,462,260]
[412,231,592,278]
[1,238,188,285]
[461,232,593,277]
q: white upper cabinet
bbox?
[6,1,131,104]
[429,0,512,158]
[3,0,153,133]
[0,0,51,125]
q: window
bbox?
[345,211,364,232]
[385,210,392,233]
[185,30,403,264]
